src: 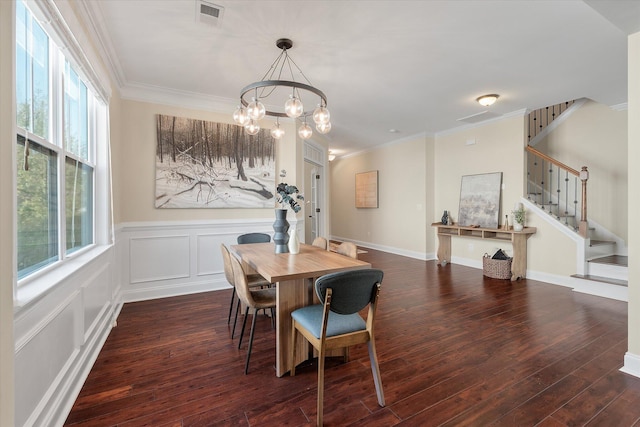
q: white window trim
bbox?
[14,0,113,310]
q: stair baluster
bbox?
[525,145,588,238]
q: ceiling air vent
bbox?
[456,111,499,124]
[196,1,224,26]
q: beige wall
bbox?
[330,135,433,255]
[113,100,300,224]
[330,113,583,276]
[536,100,628,242]
[628,32,640,357]
[1,1,15,424]
[435,114,579,275]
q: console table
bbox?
[432,223,537,281]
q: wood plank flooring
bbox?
[65,248,639,426]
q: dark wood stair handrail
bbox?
[525,145,589,238]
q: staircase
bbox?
[525,100,628,291]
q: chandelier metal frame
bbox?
[240,38,327,117]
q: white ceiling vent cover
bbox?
[456,111,499,124]
[196,1,224,26]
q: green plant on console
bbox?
[513,207,525,225]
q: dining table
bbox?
[230,242,371,377]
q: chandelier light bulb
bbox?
[247,97,266,120]
[316,121,331,134]
[271,121,285,139]
[245,119,260,136]
[233,105,250,126]
[313,105,330,125]
[298,122,312,140]
[285,95,304,118]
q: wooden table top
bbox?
[230,242,371,283]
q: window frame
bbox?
[14,0,111,299]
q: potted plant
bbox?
[276,183,304,213]
[273,183,304,253]
[512,205,525,231]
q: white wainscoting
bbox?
[117,217,299,302]
[13,217,301,426]
[13,247,120,427]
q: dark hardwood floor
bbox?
[65,248,640,426]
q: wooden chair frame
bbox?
[290,282,384,425]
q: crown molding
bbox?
[74,0,126,90]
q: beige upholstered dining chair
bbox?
[220,244,270,338]
[312,236,328,250]
[228,251,276,374]
[290,269,385,426]
[336,241,357,259]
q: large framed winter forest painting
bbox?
[155,114,276,208]
[457,172,502,229]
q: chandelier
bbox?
[232,38,331,140]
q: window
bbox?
[16,0,102,280]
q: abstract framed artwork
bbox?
[457,172,502,228]
[155,114,276,208]
[355,170,378,208]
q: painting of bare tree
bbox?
[155,114,276,208]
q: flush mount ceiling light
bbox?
[232,38,331,140]
[476,94,499,107]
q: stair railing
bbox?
[525,145,589,238]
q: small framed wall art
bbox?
[355,170,379,208]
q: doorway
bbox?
[302,141,327,244]
[304,160,323,243]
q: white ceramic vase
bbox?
[288,229,300,254]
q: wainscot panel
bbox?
[117,218,298,303]
[13,247,119,427]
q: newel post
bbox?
[578,166,589,238]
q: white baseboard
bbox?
[621,352,640,379]
[122,278,230,303]
[330,235,435,261]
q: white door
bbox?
[304,160,323,243]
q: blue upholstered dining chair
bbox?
[290,269,385,426]
[237,232,271,244]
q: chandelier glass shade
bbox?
[270,119,285,139]
[233,38,330,140]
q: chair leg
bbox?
[317,345,326,427]
[227,287,236,324]
[290,322,297,376]
[271,307,276,329]
[238,306,249,349]
[244,310,258,375]
[367,339,385,407]
[232,299,241,338]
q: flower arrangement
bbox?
[276,183,304,213]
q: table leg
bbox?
[511,234,528,280]
[276,278,310,377]
[437,233,452,265]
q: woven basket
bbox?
[482,254,512,279]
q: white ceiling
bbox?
[78,0,638,156]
